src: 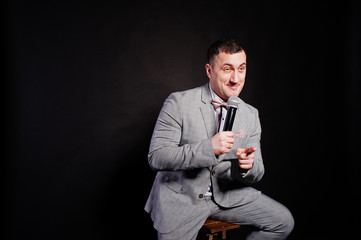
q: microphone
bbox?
[223,96,248,176]
[224,96,247,177]
[223,96,241,131]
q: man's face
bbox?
[206,51,247,101]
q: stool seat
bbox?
[199,219,241,240]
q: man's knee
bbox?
[277,207,294,237]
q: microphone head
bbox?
[227,96,241,109]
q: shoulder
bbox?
[158,86,204,123]
[165,85,204,108]
[238,99,259,116]
[168,85,202,101]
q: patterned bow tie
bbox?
[211,98,228,110]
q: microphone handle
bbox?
[223,106,237,131]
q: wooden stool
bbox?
[199,219,241,240]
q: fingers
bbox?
[220,132,234,153]
[236,147,256,156]
[238,159,254,169]
[245,147,256,154]
[223,131,235,137]
[237,147,256,169]
[211,131,234,156]
[219,131,234,143]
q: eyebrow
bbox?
[222,63,246,67]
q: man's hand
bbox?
[236,147,256,170]
[211,131,234,156]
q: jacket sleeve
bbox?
[148,93,218,171]
[242,109,265,184]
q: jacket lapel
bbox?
[200,84,217,138]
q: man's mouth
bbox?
[227,84,239,90]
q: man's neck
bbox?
[209,84,225,102]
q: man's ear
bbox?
[205,63,212,79]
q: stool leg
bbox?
[222,230,226,240]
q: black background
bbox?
[4,0,360,239]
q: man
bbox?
[145,39,294,239]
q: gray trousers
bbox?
[157,194,294,240]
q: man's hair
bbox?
[207,39,245,64]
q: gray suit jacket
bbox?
[145,83,264,233]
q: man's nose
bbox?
[230,71,240,83]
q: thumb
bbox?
[245,147,257,154]
[236,148,245,156]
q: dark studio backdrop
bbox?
[4,0,360,239]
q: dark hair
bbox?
[207,39,245,64]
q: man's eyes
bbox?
[223,67,245,72]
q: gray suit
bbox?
[145,84,294,239]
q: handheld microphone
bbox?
[224,96,247,177]
[223,96,241,131]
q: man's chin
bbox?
[225,91,241,99]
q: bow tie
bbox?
[211,98,228,110]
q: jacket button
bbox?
[198,194,204,198]
[211,171,216,175]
